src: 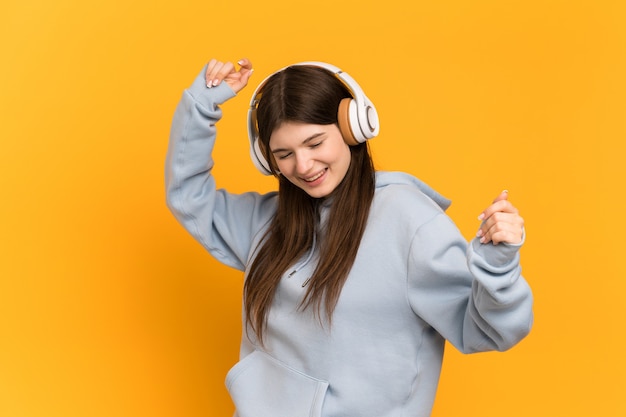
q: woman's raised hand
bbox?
[205,58,254,94]
[476,190,525,245]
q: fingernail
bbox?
[212,79,220,86]
[238,60,245,65]
[502,189,509,194]
[206,80,212,88]
[476,229,484,237]
[477,213,485,221]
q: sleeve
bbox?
[165,66,277,271]
[407,213,534,353]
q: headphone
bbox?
[247,61,380,175]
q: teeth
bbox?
[304,170,325,182]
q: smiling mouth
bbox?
[302,168,327,182]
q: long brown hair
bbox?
[244,65,376,342]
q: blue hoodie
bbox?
[165,67,534,417]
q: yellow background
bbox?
[1,0,624,416]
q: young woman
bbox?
[165,57,533,417]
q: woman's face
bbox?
[269,121,351,198]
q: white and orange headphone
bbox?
[247,62,380,175]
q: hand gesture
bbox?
[205,58,254,94]
[476,190,524,245]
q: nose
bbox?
[295,152,313,175]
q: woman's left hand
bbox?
[476,190,524,245]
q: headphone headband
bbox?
[247,61,379,175]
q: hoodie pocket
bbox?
[226,350,329,417]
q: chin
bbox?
[299,185,330,199]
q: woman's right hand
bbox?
[205,58,254,94]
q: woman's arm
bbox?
[407,204,533,353]
[165,60,276,271]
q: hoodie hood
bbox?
[375,171,451,211]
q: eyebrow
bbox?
[270,132,326,154]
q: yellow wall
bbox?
[1,0,624,416]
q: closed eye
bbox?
[271,132,326,159]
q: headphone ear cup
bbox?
[338,98,359,146]
[251,137,272,175]
[248,107,273,175]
